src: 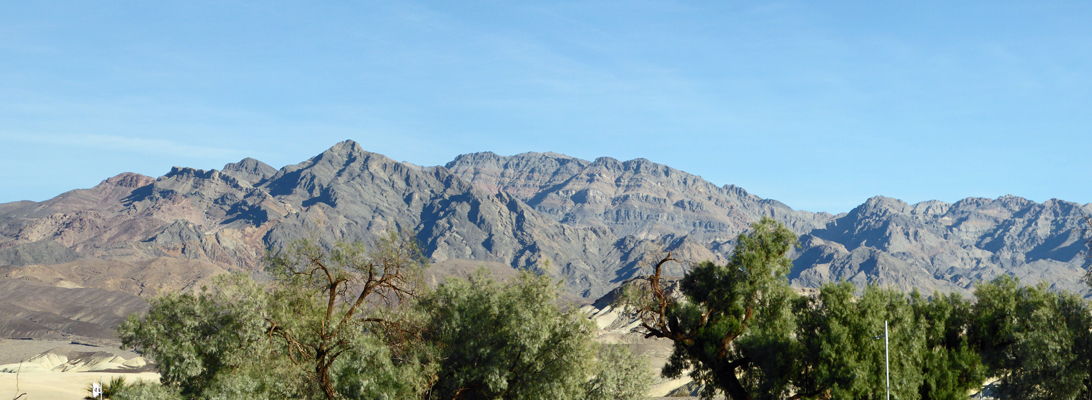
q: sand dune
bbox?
[0,347,149,374]
[0,339,158,400]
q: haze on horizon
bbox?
[3,1,1091,213]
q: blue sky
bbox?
[3,1,1091,213]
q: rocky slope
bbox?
[445,152,834,241]
[794,195,1091,294]
[447,151,1092,296]
[0,142,692,307]
[0,279,148,341]
[1,141,1088,331]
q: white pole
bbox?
[885,320,890,400]
[871,321,892,400]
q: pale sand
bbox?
[0,338,157,399]
[0,339,141,366]
[0,371,160,400]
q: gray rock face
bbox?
[222,157,277,186]
[794,195,1092,295]
[0,142,671,298]
[0,141,1089,303]
[0,240,79,267]
[447,152,1092,297]
[254,141,661,296]
[445,152,835,241]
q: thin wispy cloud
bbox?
[3,1,1092,210]
[0,132,245,160]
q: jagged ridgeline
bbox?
[1,140,1090,310]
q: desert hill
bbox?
[793,195,1090,294]
[1,140,1089,342]
[447,151,1091,295]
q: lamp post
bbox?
[872,320,889,400]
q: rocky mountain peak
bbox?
[987,195,1039,211]
[223,157,277,185]
[101,173,154,189]
[590,156,622,169]
[722,185,755,199]
[2,144,1091,308]
[909,200,951,217]
[164,166,214,180]
[162,167,245,189]
[445,151,505,168]
[265,141,402,198]
[1042,198,1087,213]
[951,197,994,210]
[316,141,391,168]
[328,139,367,156]
[853,196,911,217]
[621,158,666,174]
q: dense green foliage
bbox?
[262,229,430,398]
[117,273,289,398]
[583,343,654,400]
[117,231,651,400]
[623,217,1092,400]
[113,381,183,400]
[672,218,798,399]
[421,270,650,400]
[970,276,1092,400]
[116,222,1092,400]
[910,290,986,400]
[792,283,926,400]
[623,217,800,400]
[792,284,990,400]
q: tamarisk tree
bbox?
[622,217,799,400]
[264,229,428,399]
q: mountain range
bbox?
[1,140,1089,340]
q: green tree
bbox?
[116,273,289,398]
[113,381,183,400]
[621,217,799,400]
[420,269,650,400]
[119,230,431,400]
[583,344,653,400]
[970,276,1092,400]
[791,282,925,400]
[909,290,985,400]
[330,326,435,400]
[263,229,429,399]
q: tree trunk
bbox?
[720,366,752,400]
[317,351,337,399]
